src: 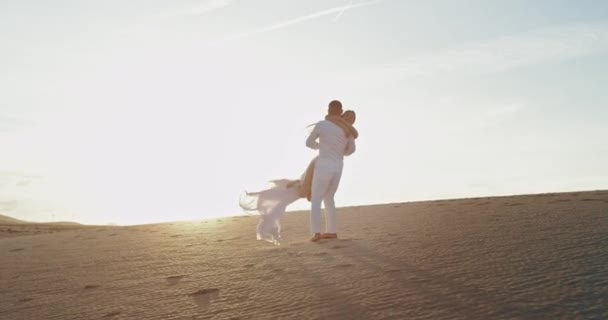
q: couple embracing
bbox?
[239,100,358,244]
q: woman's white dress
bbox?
[239,179,302,245]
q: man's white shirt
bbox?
[306,120,356,161]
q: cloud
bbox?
[0,115,31,132]
[163,0,232,19]
[0,171,40,188]
[0,200,18,212]
[137,0,233,25]
[223,0,383,41]
[333,0,355,21]
[16,180,32,187]
[357,21,608,86]
[484,101,528,118]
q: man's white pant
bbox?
[310,158,343,234]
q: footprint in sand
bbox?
[103,311,121,318]
[10,248,25,252]
[189,288,220,306]
[84,285,100,290]
[331,245,347,249]
[166,275,185,285]
[506,203,523,206]
[190,288,220,296]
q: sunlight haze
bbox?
[1,0,607,225]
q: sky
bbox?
[1,0,607,225]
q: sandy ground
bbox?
[1,190,607,319]
[0,224,86,239]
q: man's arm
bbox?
[306,123,321,150]
[344,137,356,156]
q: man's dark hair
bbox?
[328,100,343,115]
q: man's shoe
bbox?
[321,233,338,239]
[310,233,322,242]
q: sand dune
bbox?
[0,214,27,225]
[1,190,607,319]
[0,213,82,226]
[0,214,84,239]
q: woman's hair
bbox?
[341,110,356,124]
[306,109,356,128]
[342,110,355,117]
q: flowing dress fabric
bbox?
[239,179,301,245]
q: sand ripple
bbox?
[1,191,607,319]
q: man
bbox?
[305,100,356,242]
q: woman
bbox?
[239,110,358,245]
[298,110,357,201]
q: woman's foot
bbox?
[321,233,338,239]
[310,233,322,242]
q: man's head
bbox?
[328,100,343,116]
